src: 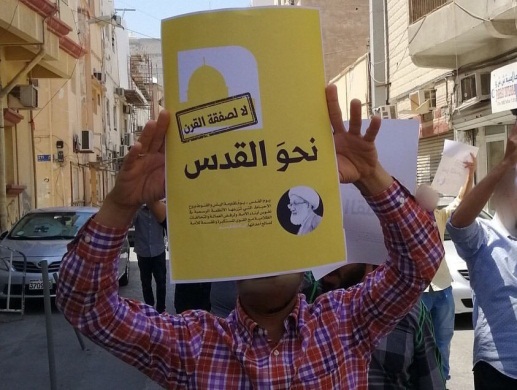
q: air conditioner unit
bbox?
[122,105,132,114]
[114,87,125,96]
[120,145,129,157]
[93,71,105,83]
[79,130,94,153]
[459,72,491,104]
[376,105,397,119]
[409,89,436,114]
[136,125,144,132]
[112,14,122,26]
[10,85,38,109]
[123,132,135,146]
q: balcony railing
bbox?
[409,0,449,24]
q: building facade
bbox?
[408,0,517,211]
[251,0,370,81]
[0,0,149,231]
[0,0,84,231]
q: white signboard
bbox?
[491,62,517,114]
[338,119,419,267]
[432,140,479,196]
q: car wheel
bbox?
[119,261,129,287]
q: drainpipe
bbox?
[0,46,46,232]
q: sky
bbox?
[114,0,252,39]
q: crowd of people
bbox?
[55,84,517,389]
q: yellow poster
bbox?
[162,7,345,282]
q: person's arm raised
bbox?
[326,85,393,195]
[94,110,170,229]
[451,122,517,228]
[325,85,443,357]
[456,153,476,201]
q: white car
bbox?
[440,201,492,314]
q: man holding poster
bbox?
[56,85,443,389]
[448,123,517,389]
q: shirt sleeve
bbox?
[55,217,206,387]
[335,180,444,357]
[446,218,487,265]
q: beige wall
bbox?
[387,0,450,100]
[330,54,369,121]
[301,0,370,81]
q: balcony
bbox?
[408,0,517,68]
[0,0,84,79]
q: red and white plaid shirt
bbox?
[57,181,443,389]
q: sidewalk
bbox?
[0,252,168,390]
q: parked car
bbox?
[127,223,135,247]
[439,199,493,314]
[0,207,130,300]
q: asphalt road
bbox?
[0,251,475,389]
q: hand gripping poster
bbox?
[162,7,345,282]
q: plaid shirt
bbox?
[56,181,443,389]
[368,300,446,389]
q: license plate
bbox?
[28,280,53,290]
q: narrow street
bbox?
[0,250,475,389]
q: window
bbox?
[409,0,449,24]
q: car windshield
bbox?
[8,211,93,240]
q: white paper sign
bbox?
[431,140,479,196]
[491,62,517,114]
[339,119,420,266]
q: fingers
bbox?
[326,84,346,134]
[121,141,143,171]
[150,110,170,153]
[137,110,171,153]
[363,115,381,143]
[348,99,363,136]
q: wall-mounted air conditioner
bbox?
[10,85,38,109]
[114,87,125,96]
[112,15,122,27]
[409,89,436,114]
[459,72,490,104]
[122,105,132,114]
[376,105,397,119]
[79,130,94,153]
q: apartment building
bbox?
[0,0,84,231]
[0,0,149,231]
[408,0,517,209]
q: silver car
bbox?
[0,207,130,299]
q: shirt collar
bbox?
[234,294,305,339]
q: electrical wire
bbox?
[454,1,491,22]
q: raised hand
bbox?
[463,153,477,175]
[503,121,517,168]
[326,84,392,195]
[95,110,170,228]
